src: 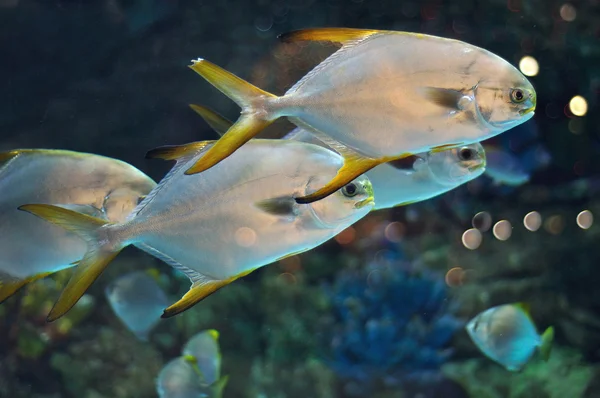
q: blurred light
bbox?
[277,272,297,285]
[472,211,492,232]
[577,210,593,229]
[493,220,512,241]
[279,255,302,273]
[569,96,588,116]
[568,118,583,135]
[523,211,542,231]
[544,215,564,235]
[384,222,405,243]
[559,3,577,22]
[462,228,482,250]
[445,267,465,287]
[234,227,256,247]
[335,227,356,245]
[519,56,539,77]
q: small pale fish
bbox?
[191,104,486,211]
[182,330,221,385]
[156,356,228,398]
[183,27,536,203]
[105,270,170,341]
[466,303,554,371]
[20,139,374,321]
[483,146,530,186]
[0,149,156,303]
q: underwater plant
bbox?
[321,243,463,395]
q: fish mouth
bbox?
[519,106,535,116]
[355,197,375,209]
[468,162,486,173]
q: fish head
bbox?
[465,308,494,351]
[427,143,486,186]
[473,69,536,131]
[306,174,374,228]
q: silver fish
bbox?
[0,149,155,302]
[182,330,221,385]
[156,356,228,398]
[20,139,374,321]
[183,27,535,204]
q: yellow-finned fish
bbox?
[466,303,554,371]
[105,270,170,341]
[20,139,374,321]
[156,356,228,398]
[0,149,156,303]
[191,104,486,211]
[182,330,221,386]
[183,27,535,204]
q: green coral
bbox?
[443,346,596,398]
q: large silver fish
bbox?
[0,149,156,302]
[183,27,535,204]
[20,140,374,321]
[191,104,486,211]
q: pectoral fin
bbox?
[189,104,234,137]
[161,268,255,318]
[255,197,298,217]
[278,27,380,44]
[421,87,465,111]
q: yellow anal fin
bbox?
[295,153,412,204]
[0,272,53,304]
[184,115,273,175]
[162,269,255,318]
[278,27,380,44]
[145,141,215,161]
[0,150,20,164]
[189,104,234,137]
[539,326,554,362]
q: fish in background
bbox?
[156,356,228,398]
[184,27,536,204]
[190,104,486,211]
[465,303,554,372]
[0,149,156,304]
[182,330,222,385]
[20,139,374,321]
[105,269,169,341]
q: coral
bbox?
[320,243,463,396]
[443,346,597,398]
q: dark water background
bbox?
[1,0,599,397]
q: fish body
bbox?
[182,330,221,385]
[192,105,485,211]
[105,270,170,340]
[185,27,536,203]
[156,356,227,398]
[0,149,155,301]
[21,139,374,320]
[465,303,554,371]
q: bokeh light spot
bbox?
[519,56,539,77]
[472,211,492,232]
[559,3,577,22]
[544,215,565,235]
[577,210,593,229]
[569,96,588,116]
[523,211,542,231]
[462,228,482,250]
[493,220,512,241]
[445,267,465,287]
[335,227,356,245]
[234,227,256,247]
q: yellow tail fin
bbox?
[189,104,234,137]
[539,326,554,361]
[18,204,123,322]
[185,59,277,175]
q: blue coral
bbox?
[322,244,462,392]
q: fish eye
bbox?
[342,183,358,197]
[458,147,474,161]
[510,88,526,103]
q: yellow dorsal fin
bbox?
[0,150,20,164]
[278,27,380,44]
[514,302,532,318]
[189,104,234,137]
[145,141,215,161]
[0,272,54,304]
[431,143,463,153]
